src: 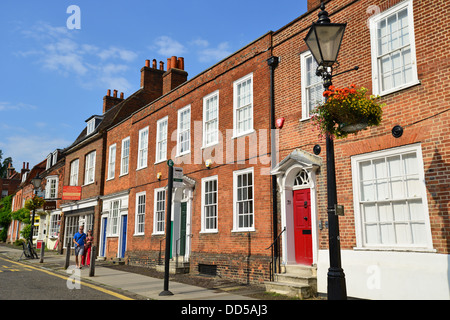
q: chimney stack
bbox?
[140,59,165,101]
[163,56,188,95]
[103,89,124,114]
[20,162,29,180]
[6,162,15,179]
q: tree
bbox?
[0,195,12,242]
[0,149,13,179]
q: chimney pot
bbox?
[160,61,164,71]
[23,162,25,169]
[26,162,29,170]
[113,90,118,98]
[167,58,172,70]
[145,60,150,68]
[107,89,111,96]
[152,59,157,69]
[120,92,124,99]
[171,56,178,69]
[178,57,184,70]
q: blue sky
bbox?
[0,0,307,169]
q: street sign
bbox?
[173,167,183,188]
[44,201,57,211]
[167,159,174,167]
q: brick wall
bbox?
[272,0,450,253]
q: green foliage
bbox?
[20,224,31,240]
[0,196,12,241]
[24,197,45,211]
[11,208,31,224]
[312,85,384,139]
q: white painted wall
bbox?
[317,249,450,300]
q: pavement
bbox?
[0,244,258,300]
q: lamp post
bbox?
[304,3,347,300]
[29,176,43,245]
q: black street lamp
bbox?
[29,176,43,245]
[304,3,347,300]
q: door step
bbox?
[265,265,317,300]
[156,260,190,274]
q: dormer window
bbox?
[46,154,52,170]
[87,118,96,135]
[86,115,103,136]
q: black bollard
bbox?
[89,246,96,277]
[64,246,71,270]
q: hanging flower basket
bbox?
[311,84,384,139]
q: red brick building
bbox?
[101,34,275,284]
[59,62,167,252]
[271,0,449,299]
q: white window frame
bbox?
[232,167,255,232]
[107,144,116,180]
[120,137,130,176]
[86,118,96,135]
[137,126,149,170]
[201,175,219,233]
[46,154,52,170]
[108,200,120,237]
[233,73,254,138]
[153,188,166,235]
[351,144,433,251]
[69,159,79,186]
[52,150,58,166]
[177,105,191,156]
[155,117,168,164]
[369,0,419,96]
[84,151,96,185]
[134,192,146,236]
[45,176,58,199]
[202,91,219,148]
[301,51,325,120]
[49,212,61,238]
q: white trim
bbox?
[369,0,419,96]
[84,151,96,185]
[137,126,149,170]
[107,144,117,180]
[202,90,220,148]
[153,188,166,235]
[200,175,219,233]
[351,143,433,251]
[134,191,146,236]
[300,50,324,121]
[120,137,130,176]
[233,73,254,138]
[45,176,59,200]
[69,159,79,186]
[155,116,168,163]
[232,167,255,232]
[177,105,191,157]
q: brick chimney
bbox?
[20,162,29,180]
[6,162,15,179]
[103,89,124,114]
[163,56,188,95]
[141,59,165,100]
[308,0,324,11]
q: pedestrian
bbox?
[83,229,94,266]
[73,225,86,269]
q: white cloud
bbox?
[197,42,232,63]
[153,36,187,56]
[17,21,137,92]
[0,102,37,111]
[0,135,71,168]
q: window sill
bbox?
[136,166,148,172]
[106,177,114,182]
[376,80,421,97]
[82,182,94,187]
[176,151,191,158]
[133,233,145,237]
[231,228,255,233]
[231,129,256,140]
[199,230,218,234]
[353,246,436,253]
[201,142,219,150]
[152,232,165,236]
[154,159,167,165]
[119,172,129,178]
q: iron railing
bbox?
[266,227,286,281]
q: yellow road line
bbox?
[0,256,133,300]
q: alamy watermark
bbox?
[67,5,81,30]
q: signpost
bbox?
[160,160,176,296]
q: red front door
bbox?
[293,189,313,265]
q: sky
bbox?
[0,0,308,170]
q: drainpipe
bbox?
[267,55,279,273]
